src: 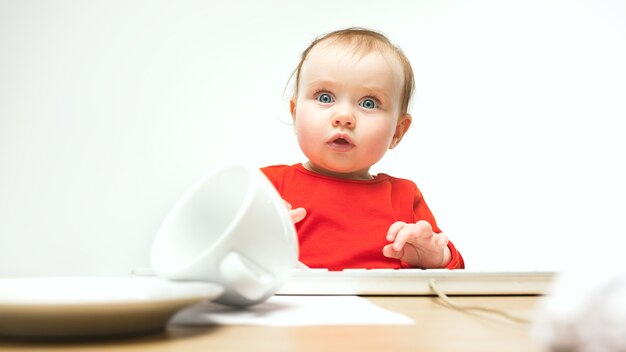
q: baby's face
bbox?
[291,42,408,180]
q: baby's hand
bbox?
[283,200,306,224]
[382,220,451,268]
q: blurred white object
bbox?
[296,261,310,269]
[150,164,298,307]
[533,267,626,352]
[0,277,222,338]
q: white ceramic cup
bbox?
[150,164,298,306]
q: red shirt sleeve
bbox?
[444,241,465,269]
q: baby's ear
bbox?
[289,99,297,121]
[390,114,412,149]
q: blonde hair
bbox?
[290,27,415,115]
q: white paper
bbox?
[171,295,415,326]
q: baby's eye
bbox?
[359,98,378,109]
[316,93,334,104]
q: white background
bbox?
[1,0,624,275]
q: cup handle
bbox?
[219,252,273,301]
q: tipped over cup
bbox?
[150,164,298,307]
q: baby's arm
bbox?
[382,220,451,268]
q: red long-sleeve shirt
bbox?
[261,164,464,270]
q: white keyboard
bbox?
[277,269,556,296]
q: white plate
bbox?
[0,277,222,339]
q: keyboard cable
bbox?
[428,279,531,324]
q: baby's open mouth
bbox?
[327,135,354,151]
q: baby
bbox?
[262,28,464,270]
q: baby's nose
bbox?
[332,110,356,128]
